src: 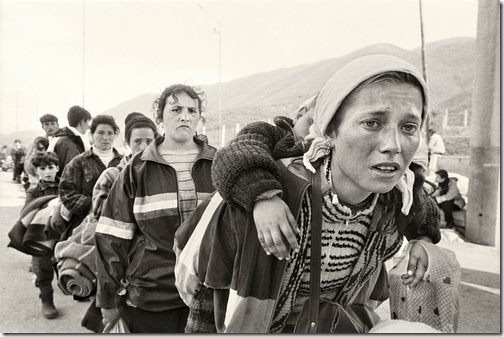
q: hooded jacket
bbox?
[50,127,86,176]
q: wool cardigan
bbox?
[175,157,427,333]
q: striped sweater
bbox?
[175,158,408,333]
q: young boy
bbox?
[25,152,60,319]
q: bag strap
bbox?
[308,167,322,333]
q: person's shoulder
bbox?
[26,184,41,196]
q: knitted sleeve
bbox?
[211,120,304,212]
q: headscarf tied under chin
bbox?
[302,54,429,215]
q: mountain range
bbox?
[1,37,476,154]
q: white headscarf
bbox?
[302,54,429,215]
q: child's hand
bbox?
[253,195,299,260]
[401,241,429,287]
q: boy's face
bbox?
[36,164,59,182]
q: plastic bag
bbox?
[388,240,460,333]
[109,318,129,333]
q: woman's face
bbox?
[329,80,423,204]
[162,91,200,145]
[435,174,445,183]
[128,127,155,155]
[92,124,116,151]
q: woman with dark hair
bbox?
[175,55,442,333]
[432,169,464,228]
[58,114,122,239]
[94,84,216,333]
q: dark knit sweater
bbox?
[211,118,441,244]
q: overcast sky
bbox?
[0,0,478,135]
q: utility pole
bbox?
[418,0,430,145]
[82,0,86,107]
[465,0,500,246]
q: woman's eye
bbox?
[189,108,198,114]
[362,120,380,129]
[402,123,418,134]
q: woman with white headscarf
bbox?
[175,54,441,333]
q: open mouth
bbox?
[371,163,400,174]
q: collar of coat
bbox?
[140,136,216,165]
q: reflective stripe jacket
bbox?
[95,137,216,312]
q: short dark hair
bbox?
[435,169,449,181]
[31,152,59,168]
[153,84,205,123]
[67,105,92,127]
[33,137,49,151]
[90,115,120,134]
[39,114,59,124]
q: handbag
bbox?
[293,168,376,333]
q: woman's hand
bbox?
[101,308,122,333]
[401,240,430,287]
[253,195,300,260]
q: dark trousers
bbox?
[32,255,54,290]
[12,162,23,182]
[122,305,189,333]
[438,200,460,228]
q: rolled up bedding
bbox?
[7,195,57,256]
[23,200,58,256]
[57,257,96,298]
[55,216,98,299]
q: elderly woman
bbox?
[94,84,216,333]
[175,54,441,333]
[58,115,122,238]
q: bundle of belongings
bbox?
[54,215,97,300]
[7,195,59,256]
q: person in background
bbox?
[78,112,159,333]
[11,139,26,183]
[427,127,445,173]
[48,105,92,177]
[91,112,158,221]
[40,114,60,139]
[58,115,122,240]
[23,137,50,190]
[176,55,441,333]
[95,84,216,333]
[24,152,61,319]
[432,169,465,229]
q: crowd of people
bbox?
[5,54,461,333]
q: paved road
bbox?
[0,171,500,333]
[0,172,88,333]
